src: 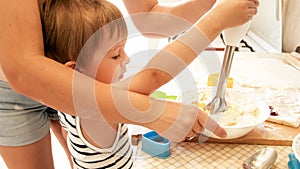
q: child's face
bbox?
[95,40,129,83]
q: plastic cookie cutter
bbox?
[141,130,170,159]
[288,153,300,169]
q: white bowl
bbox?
[181,88,270,139]
[202,101,270,139]
[292,133,300,161]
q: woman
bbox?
[0,0,258,168]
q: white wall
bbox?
[249,0,282,52]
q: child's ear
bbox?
[64,61,76,69]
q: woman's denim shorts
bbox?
[0,80,51,146]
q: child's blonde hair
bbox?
[39,0,127,64]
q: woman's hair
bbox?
[39,0,127,64]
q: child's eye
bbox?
[112,55,120,60]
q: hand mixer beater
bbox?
[205,19,252,115]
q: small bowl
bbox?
[182,88,270,139]
[141,130,170,159]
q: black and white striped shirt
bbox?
[58,112,133,169]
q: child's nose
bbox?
[124,56,130,64]
[122,55,130,65]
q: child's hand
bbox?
[211,0,260,30]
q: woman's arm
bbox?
[0,0,226,142]
[120,0,259,95]
[0,0,75,115]
[123,0,216,37]
[123,0,215,23]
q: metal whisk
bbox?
[204,45,236,114]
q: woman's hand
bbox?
[150,101,226,143]
[185,107,227,141]
[209,0,260,30]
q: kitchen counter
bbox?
[130,52,300,168]
[128,123,294,169]
[132,142,290,169]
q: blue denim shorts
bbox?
[0,80,51,146]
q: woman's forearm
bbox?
[121,0,257,95]
[0,0,192,136]
[123,0,216,38]
[0,0,156,123]
[120,10,222,95]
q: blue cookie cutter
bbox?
[288,153,300,169]
[141,130,170,159]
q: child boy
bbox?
[40,0,132,168]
